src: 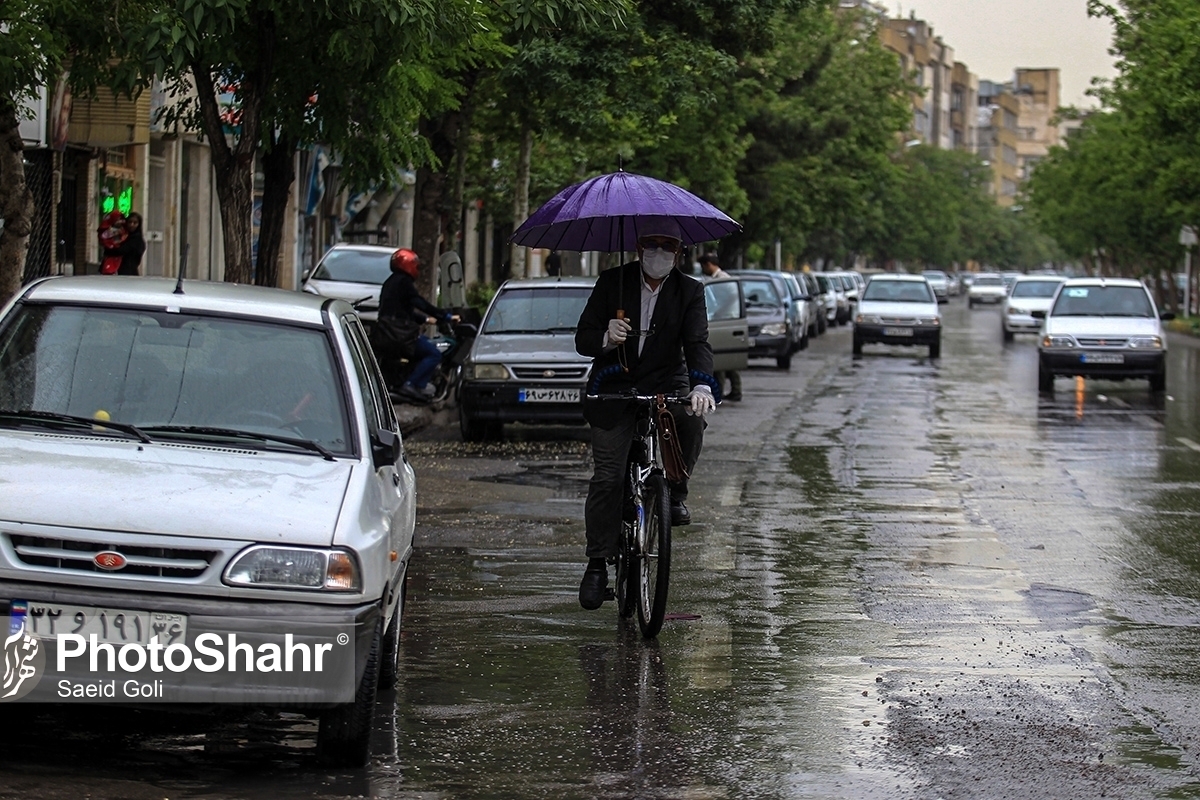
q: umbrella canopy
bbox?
[510,171,740,252]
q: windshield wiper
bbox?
[0,410,152,443]
[140,425,336,461]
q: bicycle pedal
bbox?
[603,588,615,601]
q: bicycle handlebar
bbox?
[587,363,723,404]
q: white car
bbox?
[301,243,397,329]
[968,273,1008,308]
[1003,276,1065,341]
[853,274,942,358]
[0,276,414,766]
[922,270,951,303]
[1036,277,1172,393]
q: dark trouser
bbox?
[714,370,741,397]
[583,407,704,559]
[405,336,442,390]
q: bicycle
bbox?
[587,367,720,638]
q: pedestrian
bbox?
[573,218,716,610]
[546,250,562,277]
[111,212,146,276]
[700,252,742,401]
[374,248,459,404]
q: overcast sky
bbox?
[899,0,1118,107]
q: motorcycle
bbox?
[374,316,477,406]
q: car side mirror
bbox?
[1161,311,1176,321]
[1031,310,1046,319]
[371,428,401,470]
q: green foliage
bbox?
[466,281,498,315]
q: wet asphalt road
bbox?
[4,297,1200,799]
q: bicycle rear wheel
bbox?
[636,473,672,638]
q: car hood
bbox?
[470,332,591,365]
[858,300,940,318]
[1006,297,1055,312]
[0,432,352,545]
[303,279,382,307]
[1044,316,1164,338]
[970,285,1007,294]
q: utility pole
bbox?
[1180,225,1197,316]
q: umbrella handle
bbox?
[616,309,625,320]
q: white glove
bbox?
[606,317,632,347]
[686,385,716,417]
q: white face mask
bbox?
[641,248,676,279]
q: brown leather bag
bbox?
[655,395,689,484]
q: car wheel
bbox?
[776,352,792,370]
[852,333,863,356]
[460,406,488,443]
[1038,364,1055,393]
[929,338,941,359]
[799,330,810,351]
[969,299,976,309]
[1002,326,1014,342]
[817,315,827,334]
[317,618,382,767]
[379,569,407,688]
[1150,367,1166,393]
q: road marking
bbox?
[1178,437,1200,452]
[719,483,741,506]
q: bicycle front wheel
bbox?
[636,472,672,638]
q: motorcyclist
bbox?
[376,248,459,404]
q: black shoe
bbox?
[725,392,742,402]
[579,566,608,610]
[394,384,429,405]
[670,501,691,527]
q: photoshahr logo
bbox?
[2,615,45,701]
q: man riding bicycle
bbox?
[574,217,716,610]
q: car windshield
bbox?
[1011,280,1063,299]
[310,249,393,285]
[0,304,352,453]
[862,280,934,303]
[705,282,743,322]
[483,286,593,334]
[740,280,782,307]
[923,271,948,281]
[1051,285,1155,317]
[974,276,1004,286]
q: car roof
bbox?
[20,276,337,326]
[1060,277,1144,288]
[868,273,927,282]
[321,243,397,255]
[497,276,596,290]
[1014,275,1065,282]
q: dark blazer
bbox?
[576,261,713,427]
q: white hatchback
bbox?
[854,274,942,358]
[968,273,1008,308]
[0,276,414,766]
[1003,275,1065,340]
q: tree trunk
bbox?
[189,14,272,285]
[510,124,533,279]
[413,109,462,299]
[256,130,296,288]
[0,102,33,307]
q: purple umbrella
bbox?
[510,171,740,252]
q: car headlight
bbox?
[856,314,882,325]
[1127,336,1163,349]
[224,547,361,591]
[1042,335,1076,348]
[917,317,941,326]
[759,323,787,336]
[1006,306,1025,315]
[467,363,509,380]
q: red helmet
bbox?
[390,248,420,278]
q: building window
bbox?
[1003,145,1018,166]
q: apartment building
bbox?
[1012,68,1064,180]
[976,81,1022,206]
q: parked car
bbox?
[1035,277,1172,393]
[968,273,1008,308]
[457,277,595,441]
[1003,275,1065,341]
[703,277,750,375]
[734,270,807,353]
[799,272,828,335]
[733,275,794,369]
[0,276,414,767]
[814,273,849,326]
[830,271,860,317]
[301,243,397,332]
[853,274,942,358]
[922,270,951,303]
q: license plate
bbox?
[12,600,188,646]
[1082,352,1124,364]
[519,387,580,403]
[883,327,914,337]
